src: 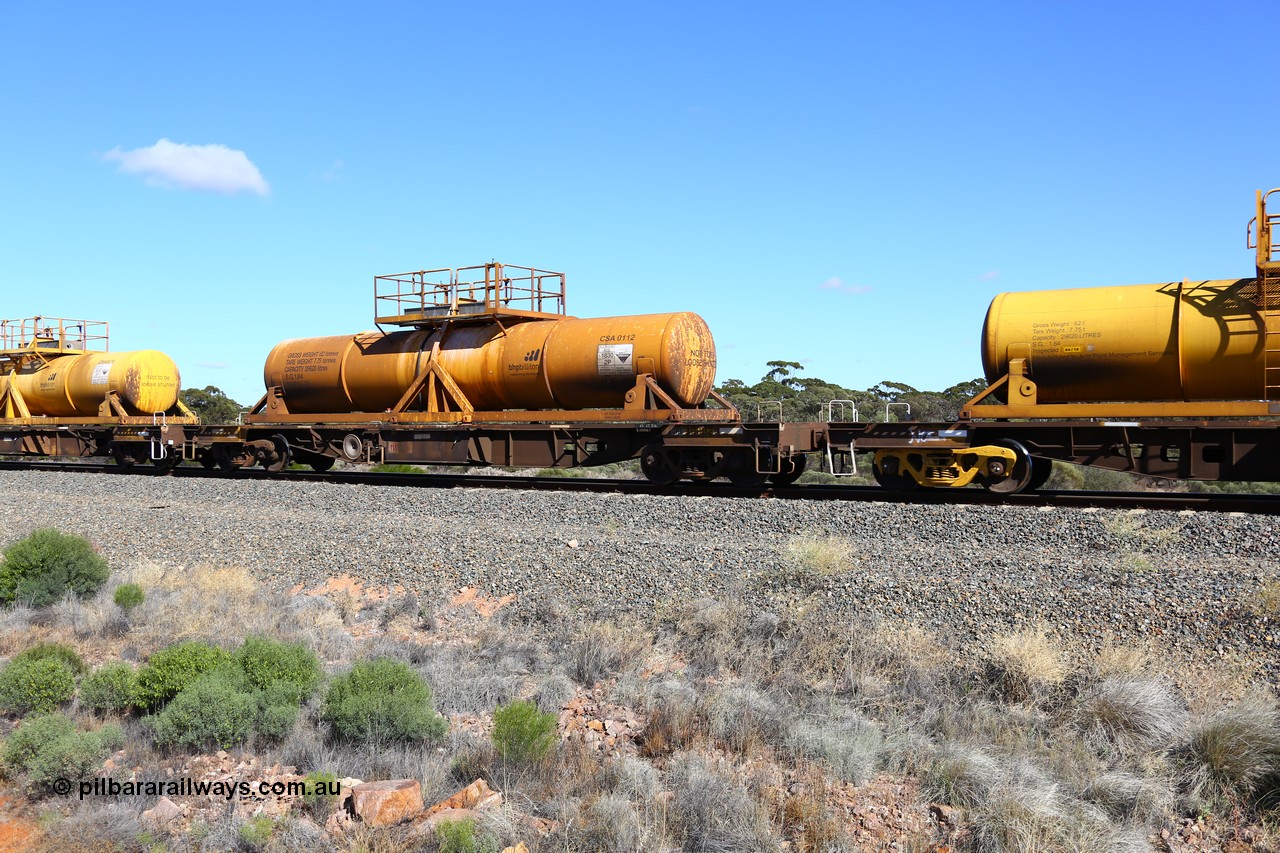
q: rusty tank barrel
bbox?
[9,350,182,416]
[263,312,717,413]
[981,279,1264,402]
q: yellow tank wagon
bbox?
[0,317,197,465]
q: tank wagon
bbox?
[0,317,197,465]
[231,263,815,485]
[855,188,1280,491]
[5,192,1280,495]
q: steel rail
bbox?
[1,459,1276,514]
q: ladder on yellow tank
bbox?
[1249,189,1280,400]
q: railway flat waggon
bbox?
[0,317,197,466]
[855,188,1280,492]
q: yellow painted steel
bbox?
[263,312,717,413]
[981,279,1264,403]
[874,446,1015,488]
[7,350,182,416]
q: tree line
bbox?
[715,360,985,423]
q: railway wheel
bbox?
[261,434,292,474]
[982,439,1033,495]
[309,456,336,472]
[726,451,769,488]
[1024,456,1053,492]
[640,444,679,486]
[111,446,137,469]
[198,453,218,470]
[768,453,807,486]
[150,451,181,472]
[872,461,917,492]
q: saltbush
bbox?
[0,529,110,607]
[112,582,145,613]
[491,699,557,762]
[2,713,123,789]
[233,636,321,701]
[321,658,447,744]
[0,657,77,716]
[12,642,86,675]
[256,681,303,740]
[437,816,497,853]
[150,668,259,749]
[135,641,231,710]
[80,662,139,714]
[302,770,341,817]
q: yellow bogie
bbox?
[873,445,1018,489]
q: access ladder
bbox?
[1250,189,1280,400]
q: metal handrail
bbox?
[885,402,911,422]
[824,399,858,422]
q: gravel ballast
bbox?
[0,470,1276,677]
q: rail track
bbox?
[1,460,1276,515]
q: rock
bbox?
[425,779,502,814]
[350,779,424,826]
[325,810,354,834]
[142,796,183,827]
[930,803,959,827]
[502,844,530,853]
[411,807,478,834]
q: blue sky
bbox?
[2,2,1278,406]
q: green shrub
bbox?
[112,583,145,613]
[237,814,275,849]
[302,770,341,817]
[80,662,138,714]
[0,529,110,607]
[233,636,321,701]
[0,657,77,716]
[255,681,302,740]
[150,668,258,749]
[491,700,557,762]
[2,713,122,789]
[437,817,497,853]
[135,641,231,710]
[12,642,86,675]
[321,658,447,745]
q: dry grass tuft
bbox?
[1091,640,1154,680]
[783,535,854,577]
[984,626,1067,703]
[921,743,1003,809]
[1175,693,1280,811]
[665,752,777,852]
[1256,579,1280,617]
[1081,771,1174,822]
[568,620,650,685]
[1074,676,1186,755]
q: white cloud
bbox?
[103,138,269,196]
[820,276,872,295]
[195,360,229,369]
[978,270,1001,281]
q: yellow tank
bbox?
[981,278,1263,402]
[8,350,183,416]
[263,312,717,413]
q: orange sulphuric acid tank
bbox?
[980,278,1265,402]
[262,312,718,413]
[8,350,183,416]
